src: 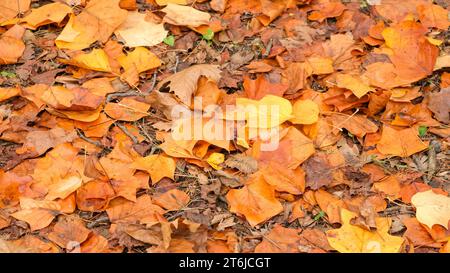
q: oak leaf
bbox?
[132,154,176,184]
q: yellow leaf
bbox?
[132,154,176,184]
[206,152,224,170]
[68,49,112,72]
[236,95,293,128]
[118,47,161,85]
[115,12,167,47]
[326,209,405,253]
[336,74,374,98]
[290,99,319,124]
[411,190,450,229]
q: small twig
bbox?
[172,55,179,73]
[262,39,273,58]
[149,71,158,92]
[106,90,140,102]
[76,128,103,147]
[426,140,438,183]
[116,122,139,144]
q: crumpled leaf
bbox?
[206,152,225,170]
[157,64,221,106]
[115,12,168,47]
[162,3,210,27]
[226,174,283,227]
[326,209,405,253]
[411,190,450,229]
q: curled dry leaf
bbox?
[162,3,210,27]
[156,64,221,106]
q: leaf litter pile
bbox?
[0,0,449,253]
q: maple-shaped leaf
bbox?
[226,174,283,227]
[377,125,428,157]
[326,209,405,253]
[48,216,91,249]
[411,190,450,229]
[55,0,127,50]
[0,0,30,23]
[132,153,176,184]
